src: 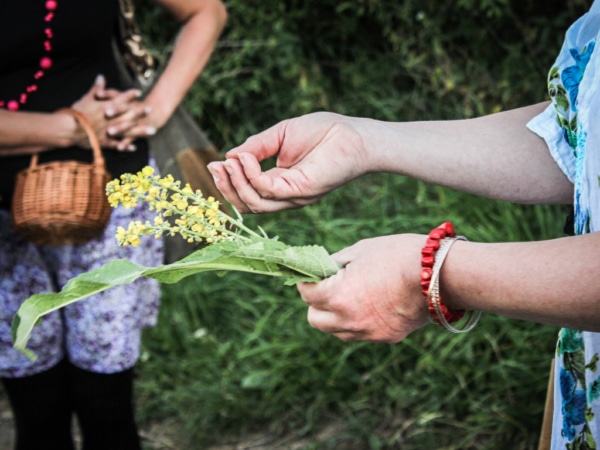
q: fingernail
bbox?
[223,162,232,174]
[127,144,137,152]
[117,142,126,151]
[144,105,152,114]
[135,90,143,98]
[95,74,105,84]
[207,164,219,181]
[105,108,114,118]
[107,126,117,136]
[145,127,156,136]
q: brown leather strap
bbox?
[55,107,105,167]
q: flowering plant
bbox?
[11,166,340,360]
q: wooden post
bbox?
[538,358,555,450]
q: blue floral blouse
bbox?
[527,1,600,448]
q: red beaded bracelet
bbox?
[420,222,481,333]
[420,222,465,325]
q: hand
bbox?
[70,75,152,151]
[297,234,428,343]
[208,112,370,213]
[94,78,161,151]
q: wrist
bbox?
[358,118,406,174]
[420,222,481,333]
[142,95,176,130]
[51,110,80,148]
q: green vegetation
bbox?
[131,1,583,448]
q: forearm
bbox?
[145,0,227,124]
[358,102,573,204]
[0,110,76,155]
[441,233,600,330]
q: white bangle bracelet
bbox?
[428,236,481,333]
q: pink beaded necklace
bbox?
[0,0,58,111]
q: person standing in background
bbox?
[0,1,226,449]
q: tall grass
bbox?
[136,173,568,449]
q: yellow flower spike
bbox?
[108,166,262,249]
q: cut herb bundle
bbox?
[11,166,340,360]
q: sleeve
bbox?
[526,103,577,184]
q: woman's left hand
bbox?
[297,234,429,343]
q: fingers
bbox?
[207,161,247,211]
[103,90,144,120]
[226,121,289,162]
[92,74,106,97]
[209,153,322,213]
[208,158,299,213]
[106,109,155,137]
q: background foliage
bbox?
[131,1,589,448]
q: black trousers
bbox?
[1,358,141,450]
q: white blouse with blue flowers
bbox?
[527,1,600,448]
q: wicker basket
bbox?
[11,108,112,245]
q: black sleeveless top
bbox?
[0,0,148,209]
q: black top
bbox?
[0,0,148,209]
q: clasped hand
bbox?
[69,74,160,151]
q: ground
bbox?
[0,393,349,450]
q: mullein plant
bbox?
[12,166,340,360]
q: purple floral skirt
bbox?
[0,199,163,377]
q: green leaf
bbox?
[11,237,340,360]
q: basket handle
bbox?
[51,107,106,168]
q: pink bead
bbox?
[7,101,19,111]
[26,85,38,93]
[40,57,52,69]
[20,94,27,103]
[34,70,44,79]
[44,41,52,51]
[45,12,54,22]
[45,28,53,38]
[46,0,58,11]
